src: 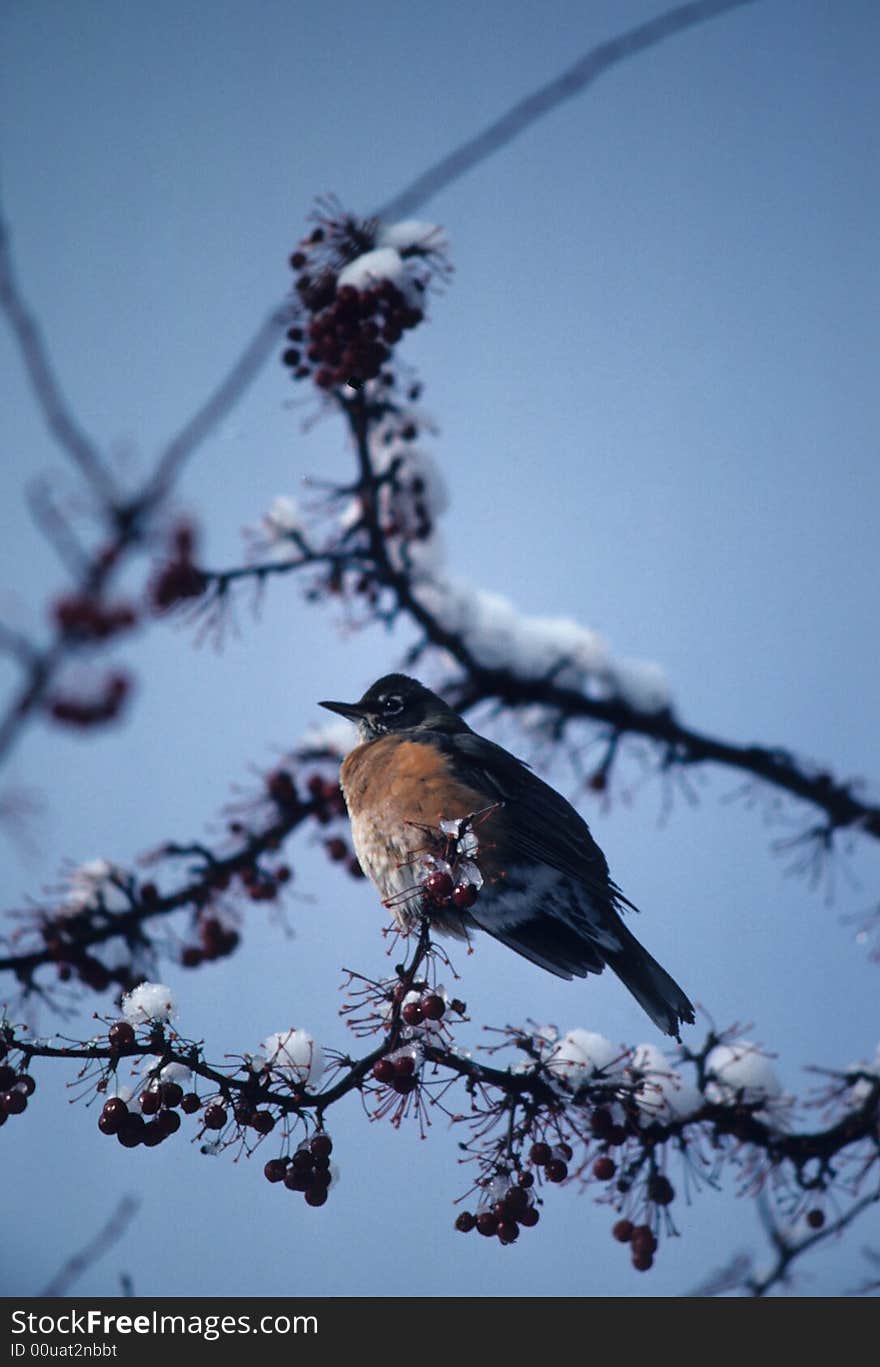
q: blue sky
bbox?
[1,0,878,1297]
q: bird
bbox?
[320,673,695,1038]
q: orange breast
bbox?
[339,737,513,908]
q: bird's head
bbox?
[319,674,467,742]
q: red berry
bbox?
[251,1111,275,1135]
[325,837,348,862]
[632,1250,654,1272]
[161,1082,183,1109]
[593,1157,616,1182]
[421,993,446,1021]
[290,1148,314,1173]
[139,1087,161,1116]
[555,1141,574,1162]
[402,1001,424,1026]
[502,1186,530,1218]
[181,1092,201,1114]
[0,1065,15,1091]
[141,1122,164,1147]
[496,1221,520,1245]
[544,1159,568,1183]
[305,1185,328,1207]
[612,1219,634,1243]
[372,1058,395,1084]
[108,1021,136,1051]
[475,1211,498,1237]
[452,882,478,910]
[648,1174,675,1206]
[310,1133,333,1158]
[806,1209,825,1230]
[425,870,454,904]
[517,1171,535,1188]
[393,1054,416,1078]
[530,1142,552,1166]
[1,1090,26,1116]
[519,1205,540,1228]
[117,1114,146,1148]
[203,1103,227,1131]
[157,1110,181,1137]
[392,1075,418,1095]
[630,1225,657,1257]
[455,1211,476,1233]
[264,1159,288,1184]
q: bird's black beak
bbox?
[319,699,368,721]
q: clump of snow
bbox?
[610,659,672,714]
[629,1042,702,1120]
[261,496,304,564]
[547,1029,623,1089]
[64,858,129,915]
[845,1042,880,1107]
[378,220,448,256]
[705,1040,783,1108]
[337,247,423,309]
[159,1061,192,1086]
[261,1029,324,1087]
[121,982,177,1026]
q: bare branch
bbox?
[376,0,758,221]
[42,1195,140,1297]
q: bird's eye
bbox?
[382,694,404,715]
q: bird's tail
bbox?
[605,923,695,1040]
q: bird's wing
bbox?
[430,730,634,912]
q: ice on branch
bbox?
[261,1028,325,1087]
[547,1028,624,1089]
[377,220,449,256]
[846,1041,880,1107]
[64,858,129,914]
[629,1042,702,1120]
[121,982,177,1026]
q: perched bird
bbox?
[320,674,694,1038]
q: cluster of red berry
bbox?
[455,1170,543,1246]
[281,223,426,391]
[0,1044,35,1128]
[263,1133,334,1208]
[371,1050,420,1096]
[149,522,206,613]
[180,916,241,968]
[48,671,130,728]
[97,1024,196,1148]
[53,593,137,641]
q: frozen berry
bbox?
[310,1133,333,1158]
[632,1250,654,1272]
[161,1082,184,1109]
[630,1225,657,1257]
[141,1122,164,1148]
[181,1092,201,1114]
[305,1185,328,1207]
[1,1090,26,1116]
[139,1087,161,1116]
[530,1142,552,1166]
[612,1219,634,1243]
[517,1171,535,1188]
[393,1055,416,1078]
[372,1058,395,1084]
[544,1159,568,1183]
[421,993,446,1021]
[0,1065,16,1091]
[425,870,454,904]
[593,1157,616,1182]
[455,1211,476,1233]
[475,1211,498,1237]
[264,1159,288,1184]
[496,1221,520,1245]
[555,1141,574,1162]
[203,1103,227,1131]
[290,1148,314,1173]
[108,1021,136,1051]
[402,1001,424,1026]
[452,882,478,910]
[519,1205,540,1228]
[117,1114,146,1148]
